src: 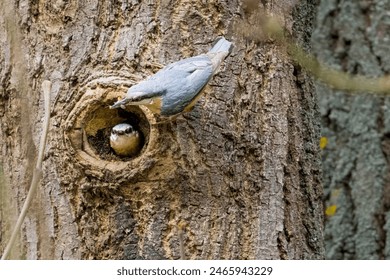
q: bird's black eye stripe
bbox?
[112,125,135,135]
[132,96,143,102]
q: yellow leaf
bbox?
[320,136,328,149]
[325,205,337,216]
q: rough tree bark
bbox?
[312,0,390,259]
[1,0,323,259]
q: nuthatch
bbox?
[110,37,233,117]
[110,123,141,157]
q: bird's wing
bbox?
[123,56,212,99]
[156,55,213,115]
[164,55,212,73]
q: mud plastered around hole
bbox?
[63,75,157,177]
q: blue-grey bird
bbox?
[110,37,233,117]
[110,123,141,156]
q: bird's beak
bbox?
[109,97,132,109]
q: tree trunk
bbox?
[312,0,390,259]
[1,0,323,260]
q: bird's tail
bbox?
[208,37,233,55]
[207,37,233,73]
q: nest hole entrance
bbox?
[84,105,150,161]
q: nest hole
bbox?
[84,104,150,161]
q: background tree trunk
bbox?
[1,0,323,259]
[312,0,390,259]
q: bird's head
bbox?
[110,123,135,136]
[110,123,141,157]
